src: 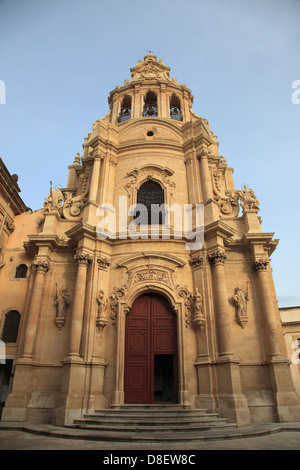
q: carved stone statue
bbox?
[54,286,70,329]
[238,185,260,211]
[232,286,249,328]
[193,288,206,329]
[96,290,108,329]
[44,183,63,213]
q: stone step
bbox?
[72,421,236,433]
[72,405,237,435]
[79,414,223,424]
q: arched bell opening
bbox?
[118,95,132,122]
[143,91,158,117]
[170,94,183,121]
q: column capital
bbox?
[97,255,110,271]
[254,258,269,271]
[208,249,227,266]
[74,252,92,267]
[189,254,204,269]
[33,258,50,274]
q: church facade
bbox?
[1,53,300,427]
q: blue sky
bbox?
[0,0,299,307]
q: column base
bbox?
[268,360,300,422]
[216,357,251,427]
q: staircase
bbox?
[71,405,237,441]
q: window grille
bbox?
[136,180,165,224]
[15,264,28,279]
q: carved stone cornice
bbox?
[254,258,269,272]
[205,220,236,241]
[208,249,227,266]
[74,252,92,267]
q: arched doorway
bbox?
[124,293,178,404]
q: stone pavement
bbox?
[0,421,300,450]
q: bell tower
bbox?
[109,52,193,123]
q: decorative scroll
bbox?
[177,286,192,326]
[110,286,126,326]
[212,170,239,216]
[62,172,90,220]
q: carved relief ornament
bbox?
[124,165,175,199]
[211,169,239,216]
[62,171,90,220]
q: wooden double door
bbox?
[124,294,178,404]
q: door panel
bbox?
[124,294,177,404]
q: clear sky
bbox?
[0,0,299,307]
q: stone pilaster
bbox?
[254,258,281,358]
[68,252,92,360]
[21,258,50,361]
[208,249,232,358]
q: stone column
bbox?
[208,249,251,425]
[68,252,92,360]
[21,258,50,360]
[198,150,213,201]
[254,258,281,358]
[254,258,300,422]
[208,249,232,357]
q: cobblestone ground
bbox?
[0,429,300,450]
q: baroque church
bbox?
[1,53,300,429]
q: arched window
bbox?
[143,91,158,117]
[15,264,28,279]
[136,180,165,224]
[118,95,132,122]
[170,94,183,121]
[1,311,21,343]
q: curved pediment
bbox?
[116,251,186,269]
